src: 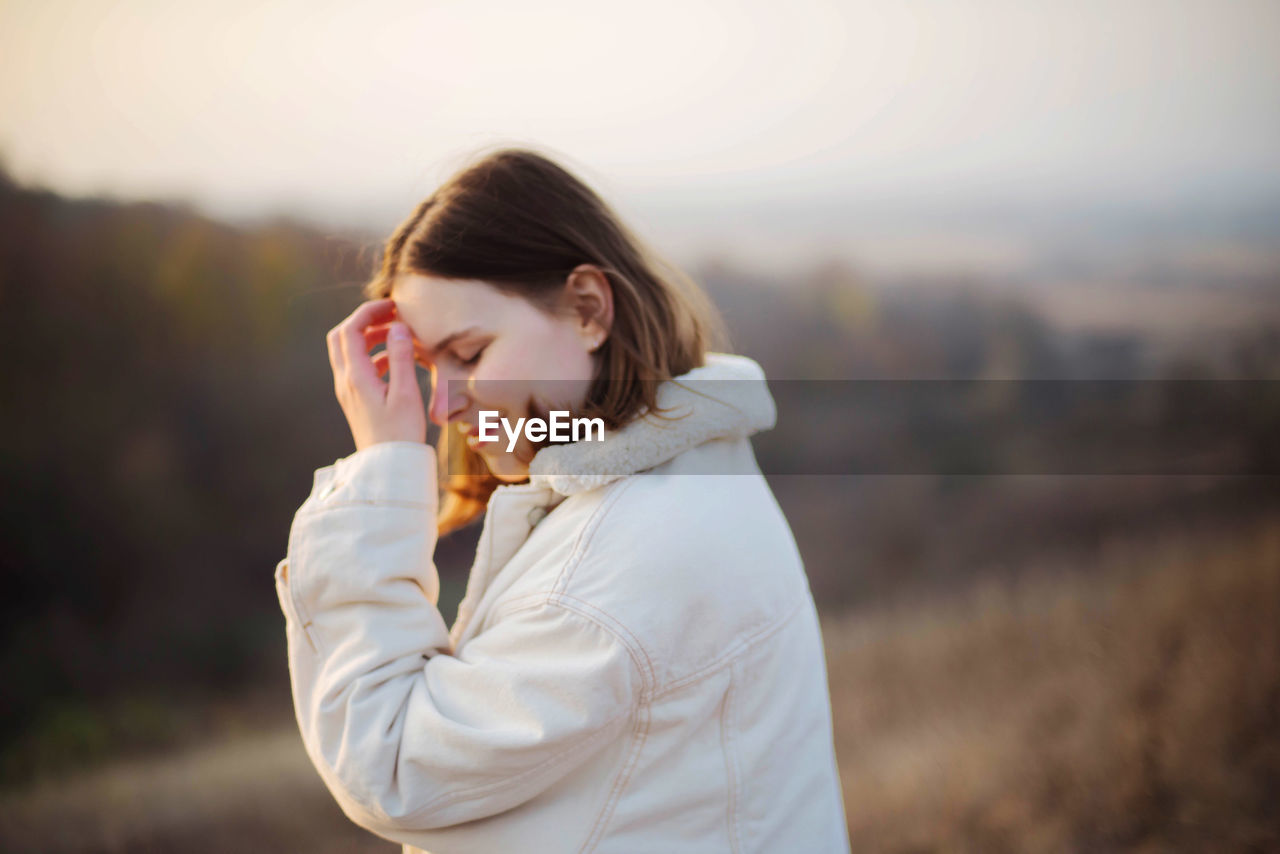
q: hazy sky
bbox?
[3,0,1278,254]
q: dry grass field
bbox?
[828,508,1280,852]
[2,509,1277,853]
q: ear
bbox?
[561,263,614,352]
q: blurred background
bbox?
[2,1,1278,851]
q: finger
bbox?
[365,323,433,373]
[364,322,393,350]
[326,327,340,375]
[340,299,397,356]
[386,321,418,401]
[326,327,346,395]
[338,299,397,391]
[348,297,397,327]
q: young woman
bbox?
[274,147,849,852]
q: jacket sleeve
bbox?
[273,441,643,840]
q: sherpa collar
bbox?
[526,352,777,496]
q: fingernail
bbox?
[390,323,409,340]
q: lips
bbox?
[459,420,493,451]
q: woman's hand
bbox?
[326,298,427,452]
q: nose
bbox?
[428,367,469,428]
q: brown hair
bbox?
[362,145,730,535]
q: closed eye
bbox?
[458,346,486,367]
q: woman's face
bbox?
[389,270,609,482]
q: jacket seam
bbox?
[481,501,498,599]
[491,592,806,702]
[651,594,806,700]
[289,512,643,829]
[546,594,657,700]
[456,593,655,852]
[466,484,545,613]
[346,703,634,828]
[490,593,657,699]
[580,689,652,852]
[551,477,640,596]
[722,662,743,854]
[449,490,508,642]
[285,505,433,659]
[277,572,319,656]
[373,711,629,829]
[285,527,327,658]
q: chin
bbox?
[481,451,530,483]
[488,465,530,484]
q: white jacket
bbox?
[274,352,850,853]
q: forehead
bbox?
[391,274,515,334]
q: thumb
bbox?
[386,322,416,399]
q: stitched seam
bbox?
[449,507,499,643]
[274,560,310,652]
[307,579,641,826]
[345,711,629,829]
[451,508,502,641]
[481,500,499,601]
[286,526,328,658]
[286,505,438,658]
[552,477,640,595]
[580,693,651,853]
[651,595,806,700]
[546,594,657,699]
[722,664,743,854]
[494,594,803,702]
[490,594,656,701]
[455,498,561,641]
[550,486,623,594]
[349,704,633,826]
[482,592,550,619]
[275,561,319,656]
[446,593,654,852]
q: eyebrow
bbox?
[429,326,482,355]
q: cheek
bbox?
[536,324,593,378]
[481,324,591,383]
[475,347,527,382]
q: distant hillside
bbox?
[0,171,389,779]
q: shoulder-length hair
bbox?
[362,145,730,535]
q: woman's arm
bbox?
[274,440,643,842]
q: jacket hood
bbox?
[527,352,776,496]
